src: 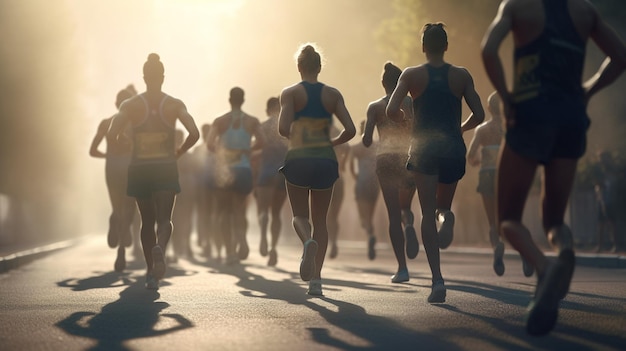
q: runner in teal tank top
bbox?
[279,43,356,296]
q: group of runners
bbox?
[89,0,626,336]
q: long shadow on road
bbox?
[202,260,462,351]
[55,265,195,351]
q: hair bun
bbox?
[147,53,160,62]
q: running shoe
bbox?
[493,241,505,276]
[405,225,419,259]
[259,235,268,257]
[525,258,565,336]
[114,250,126,273]
[437,210,455,249]
[307,279,323,296]
[238,239,249,260]
[522,257,534,277]
[367,235,376,260]
[268,249,278,267]
[428,280,446,303]
[391,268,409,283]
[151,245,166,280]
[300,239,318,282]
[145,274,159,290]
[557,249,576,300]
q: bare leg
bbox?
[256,186,272,256]
[310,188,333,280]
[414,172,443,283]
[379,179,408,273]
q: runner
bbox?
[387,23,485,303]
[327,127,350,259]
[107,53,200,289]
[363,62,418,283]
[349,120,380,260]
[89,84,138,272]
[467,91,533,277]
[255,97,288,266]
[278,43,356,296]
[206,87,265,265]
[482,0,626,335]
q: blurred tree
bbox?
[0,1,82,244]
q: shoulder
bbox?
[450,65,472,78]
[281,82,303,95]
[402,65,426,79]
[322,83,341,97]
[368,98,385,110]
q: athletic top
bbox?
[220,111,251,168]
[131,93,176,165]
[260,117,288,169]
[513,0,585,104]
[377,96,412,156]
[480,144,500,171]
[411,64,465,158]
[285,81,336,161]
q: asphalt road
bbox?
[0,234,625,351]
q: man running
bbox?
[482,0,626,335]
[387,23,485,303]
[107,53,200,290]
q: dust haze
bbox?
[1,0,625,248]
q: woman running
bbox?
[350,120,380,260]
[278,43,356,296]
[363,62,418,283]
[256,97,288,266]
[89,85,137,272]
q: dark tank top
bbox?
[412,64,464,158]
[513,0,585,103]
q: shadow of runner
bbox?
[206,261,461,350]
[306,296,461,351]
[55,277,193,351]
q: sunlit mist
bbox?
[1,0,625,247]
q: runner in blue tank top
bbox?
[387,23,485,303]
[108,53,200,290]
[482,0,626,335]
[279,43,356,296]
[207,87,265,265]
[255,97,288,267]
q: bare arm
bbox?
[362,102,377,147]
[106,105,130,147]
[330,90,356,147]
[250,118,265,151]
[348,147,358,179]
[481,0,514,125]
[460,70,485,133]
[89,119,109,158]
[205,119,220,152]
[584,9,626,102]
[278,89,294,138]
[467,127,482,167]
[386,71,411,122]
[175,102,200,158]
